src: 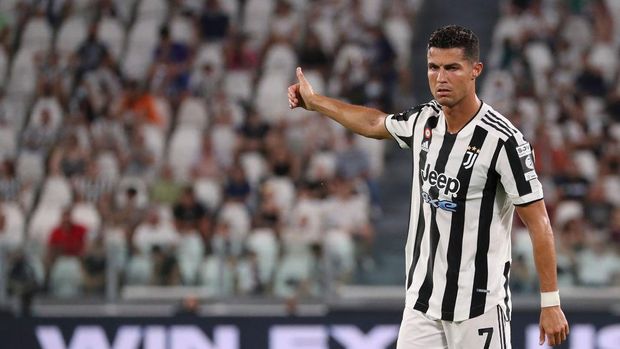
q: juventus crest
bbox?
[462,146,480,169]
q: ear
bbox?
[472,61,483,80]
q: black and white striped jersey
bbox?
[385,100,543,322]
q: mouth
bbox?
[436,88,451,96]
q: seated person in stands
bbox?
[173,186,208,231]
[46,207,88,270]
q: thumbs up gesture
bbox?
[287,67,315,110]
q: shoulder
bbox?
[391,100,441,122]
[477,105,524,143]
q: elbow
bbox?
[364,116,388,139]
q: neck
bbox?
[442,94,481,134]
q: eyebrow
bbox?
[428,62,462,68]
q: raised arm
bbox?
[515,200,569,347]
[287,67,391,139]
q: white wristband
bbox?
[541,290,561,308]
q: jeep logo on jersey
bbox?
[421,163,460,196]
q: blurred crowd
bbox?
[1,0,617,307]
[0,0,421,302]
[481,0,620,291]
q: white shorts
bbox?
[396,305,511,349]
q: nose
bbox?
[437,68,448,83]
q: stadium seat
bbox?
[384,9,413,67]
[123,18,161,79]
[223,71,253,103]
[0,125,17,159]
[167,126,202,181]
[103,226,128,270]
[254,72,291,124]
[239,151,268,187]
[263,177,296,217]
[246,227,279,285]
[98,16,126,61]
[170,14,196,44]
[96,151,121,182]
[242,0,275,46]
[49,256,84,298]
[7,48,37,99]
[306,151,337,180]
[16,151,45,184]
[0,96,27,132]
[55,16,88,54]
[194,43,225,74]
[210,122,237,169]
[332,43,366,75]
[273,251,313,298]
[177,96,209,130]
[141,124,165,165]
[603,176,620,206]
[136,0,168,23]
[218,201,251,242]
[71,202,102,235]
[153,96,172,132]
[310,17,337,54]
[0,203,24,252]
[193,178,222,211]
[262,43,298,75]
[20,17,52,52]
[197,255,234,296]
[355,133,385,177]
[38,176,73,209]
[125,254,153,285]
[323,229,355,279]
[573,151,598,182]
[176,231,205,285]
[554,201,584,228]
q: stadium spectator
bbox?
[150,26,191,99]
[49,133,90,178]
[198,0,230,42]
[72,161,114,203]
[173,186,208,231]
[223,164,251,203]
[82,236,107,294]
[47,207,88,261]
[73,23,110,84]
[151,164,184,205]
[133,208,179,255]
[191,135,223,180]
[113,81,164,127]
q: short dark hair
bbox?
[428,25,480,62]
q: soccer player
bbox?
[287,25,569,348]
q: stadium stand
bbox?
[0,0,618,309]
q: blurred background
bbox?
[0,0,618,348]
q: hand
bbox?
[287,67,315,110]
[539,306,569,346]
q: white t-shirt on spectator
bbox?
[133,222,179,254]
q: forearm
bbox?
[307,94,388,139]
[529,223,559,292]
[516,201,559,292]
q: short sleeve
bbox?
[495,135,544,206]
[384,106,422,149]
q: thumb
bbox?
[296,67,307,84]
[539,326,545,345]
